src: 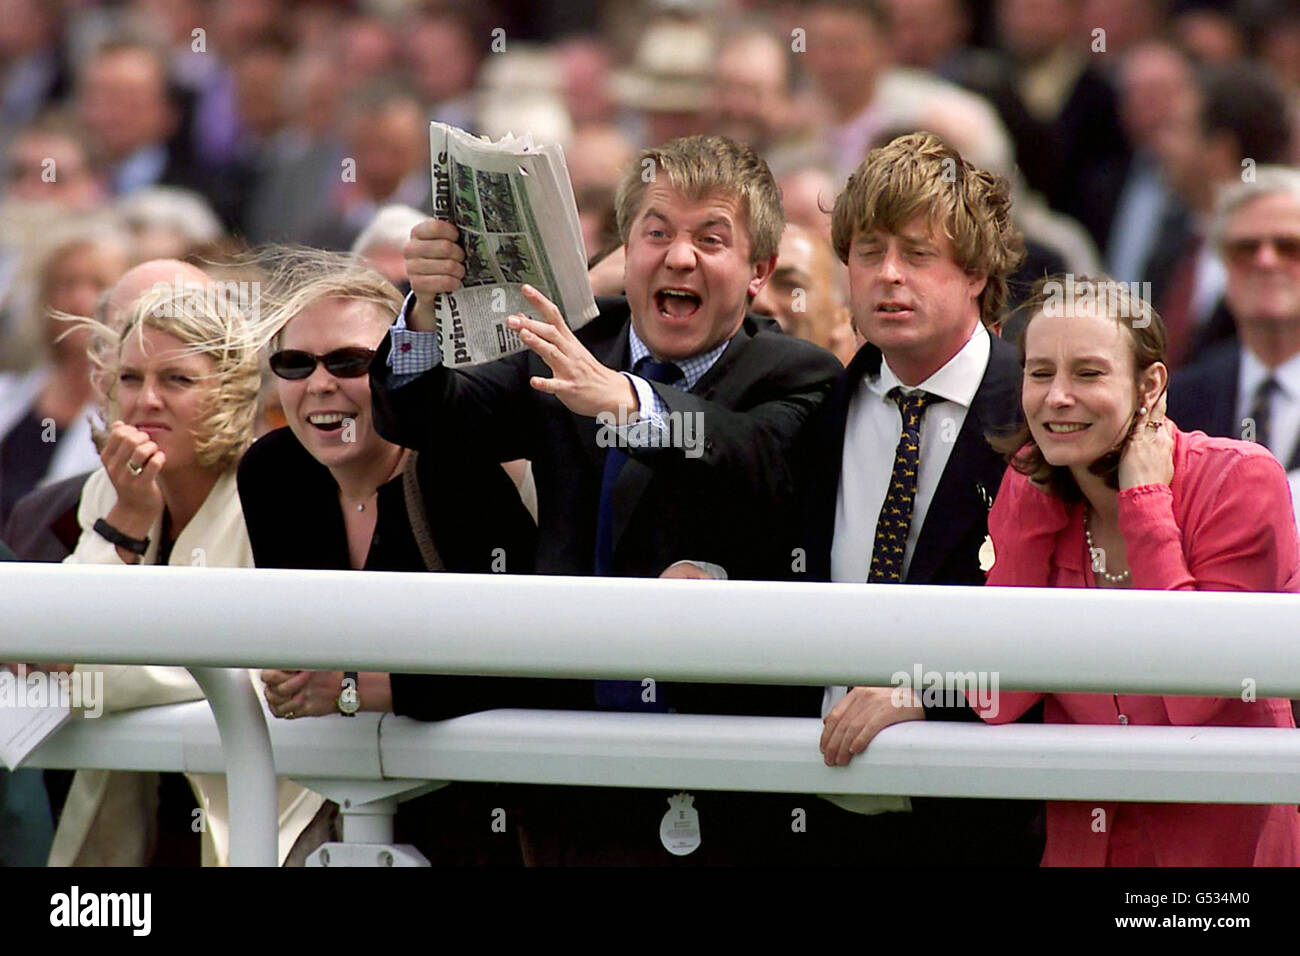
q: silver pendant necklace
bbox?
[349,450,405,513]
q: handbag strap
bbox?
[401,450,445,572]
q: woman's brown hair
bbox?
[988,275,1168,500]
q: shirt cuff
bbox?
[387,291,442,377]
[613,373,671,448]
[1117,482,1177,535]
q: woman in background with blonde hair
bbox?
[48,281,324,866]
[0,226,130,523]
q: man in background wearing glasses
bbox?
[1171,167,1300,529]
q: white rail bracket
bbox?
[293,779,442,838]
[307,843,429,867]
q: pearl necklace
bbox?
[1084,508,1130,585]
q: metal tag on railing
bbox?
[659,792,701,856]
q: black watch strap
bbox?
[93,518,150,556]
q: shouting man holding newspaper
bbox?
[369,133,841,864]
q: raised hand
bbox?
[509,284,638,419]
[101,420,165,542]
[1118,390,1174,490]
[404,218,464,331]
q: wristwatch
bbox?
[337,671,360,716]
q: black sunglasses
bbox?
[269,348,376,380]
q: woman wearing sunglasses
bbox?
[237,249,538,864]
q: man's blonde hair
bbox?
[614,134,784,262]
[831,131,1024,325]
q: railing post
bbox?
[188,667,278,866]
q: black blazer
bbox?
[795,332,1044,865]
[1169,342,1300,470]
[799,332,1023,587]
[371,296,843,582]
[368,297,842,721]
[235,427,581,721]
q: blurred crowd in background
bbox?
[0,0,1297,523]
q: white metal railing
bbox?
[6,564,1300,866]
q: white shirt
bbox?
[823,321,991,816]
[1238,346,1300,471]
[831,321,991,584]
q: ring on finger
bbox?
[1146,420,1166,430]
[127,458,144,476]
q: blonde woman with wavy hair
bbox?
[48,280,324,867]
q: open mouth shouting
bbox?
[655,287,703,323]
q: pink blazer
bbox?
[976,427,1300,866]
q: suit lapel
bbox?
[1210,350,1241,439]
[907,336,1020,584]
[608,318,760,558]
[808,343,880,578]
[574,309,632,473]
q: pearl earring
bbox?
[1139,406,1147,415]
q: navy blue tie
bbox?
[593,357,683,710]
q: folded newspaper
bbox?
[429,123,599,366]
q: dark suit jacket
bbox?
[371,298,840,719]
[237,426,546,865]
[796,332,1045,865]
[2,472,89,563]
[800,333,1022,587]
[235,427,574,721]
[372,296,842,584]
[1169,342,1300,471]
[369,297,842,863]
[1143,207,1238,366]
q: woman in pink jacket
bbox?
[980,276,1300,866]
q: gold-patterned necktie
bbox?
[868,387,939,583]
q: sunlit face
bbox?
[804,7,885,110]
[117,327,217,474]
[1221,192,1300,329]
[45,240,128,357]
[847,214,985,367]
[276,298,392,472]
[752,226,847,350]
[624,183,773,361]
[711,37,787,147]
[77,49,173,161]
[1022,307,1156,469]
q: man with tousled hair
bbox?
[372,134,841,864]
[796,131,1044,864]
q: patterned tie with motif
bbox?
[867,387,939,583]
